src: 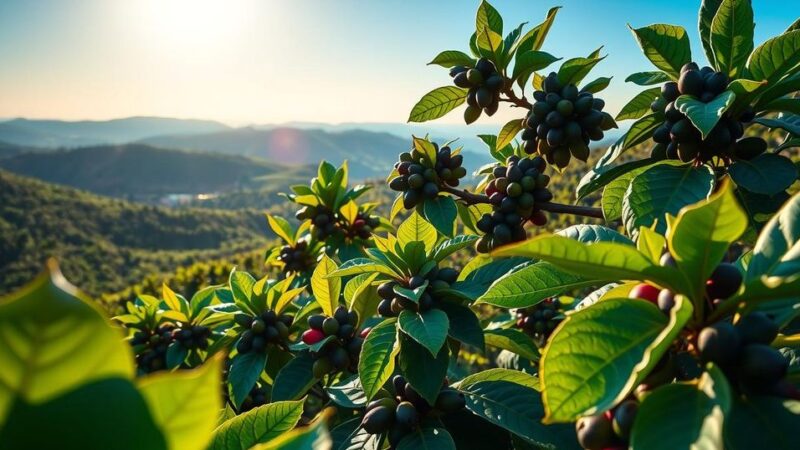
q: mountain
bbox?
[0,170,272,297]
[139,127,411,180]
[0,116,230,147]
[0,144,311,201]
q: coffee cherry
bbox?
[628,283,660,304]
[435,389,466,413]
[697,322,741,365]
[612,400,638,441]
[322,317,340,336]
[576,414,615,450]
[737,344,788,387]
[735,312,778,346]
[706,263,742,300]
[302,329,325,345]
[657,289,676,313]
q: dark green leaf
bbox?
[398,309,449,357]
[556,224,634,245]
[747,30,800,84]
[710,0,754,77]
[699,0,723,67]
[408,86,468,123]
[675,91,736,138]
[398,332,449,406]
[208,400,304,450]
[729,153,798,195]
[624,71,672,85]
[358,318,399,401]
[747,190,800,280]
[438,302,485,350]
[271,352,316,402]
[616,87,661,121]
[628,24,692,78]
[557,56,605,86]
[724,396,800,450]
[228,351,268,409]
[484,329,540,361]
[423,196,457,238]
[581,76,612,93]
[512,51,560,85]
[397,427,455,450]
[326,375,367,409]
[428,50,474,68]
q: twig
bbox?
[441,186,604,219]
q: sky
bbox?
[0,0,794,126]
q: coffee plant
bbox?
[1,1,799,449]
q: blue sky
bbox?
[0,0,794,125]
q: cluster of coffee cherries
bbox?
[296,205,338,240]
[172,324,212,351]
[513,297,564,346]
[376,267,459,317]
[475,155,552,252]
[389,144,467,209]
[450,58,504,122]
[576,398,639,450]
[130,324,175,374]
[239,382,269,412]
[651,62,763,163]
[361,374,466,446]
[301,306,365,377]
[521,72,613,169]
[277,239,316,274]
[344,212,381,241]
[234,310,293,354]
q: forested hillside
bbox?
[0,171,272,296]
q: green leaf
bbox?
[493,234,688,293]
[540,296,693,422]
[438,302,485,350]
[516,6,560,53]
[408,86,468,123]
[747,30,800,84]
[581,76,612,93]
[345,273,380,328]
[729,153,798,195]
[272,352,316,402]
[724,396,800,450]
[710,0,754,77]
[630,370,728,450]
[699,0,723,67]
[139,357,222,450]
[328,258,397,279]
[311,255,341,317]
[556,224,634,245]
[557,56,604,85]
[616,87,661,121]
[483,328,540,361]
[266,214,296,245]
[358,318,399,401]
[393,282,429,303]
[512,51,560,86]
[208,400,304,450]
[398,211,437,252]
[747,190,800,280]
[477,261,601,308]
[229,269,256,313]
[431,235,479,262]
[629,24,692,79]
[398,309,449,357]
[326,375,367,409]
[577,157,659,200]
[625,71,672,85]
[250,410,332,450]
[0,264,133,421]
[753,116,800,136]
[762,98,800,115]
[0,378,167,450]
[398,332,449,406]
[674,91,736,138]
[455,369,578,448]
[166,342,189,369]
[603,161,664,221]
[622,164,716,238]
[423,196,457,238]
[496,118,525,151]
[228,351,267,409]
[330,417,381,450]
[428,50,474,68]
[475,0,503,55]
[397,427,455,450]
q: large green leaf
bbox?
[746,190,800,280]
[581,76,612,93]
[557,56,604,86]
[311,255,341,317]
[512,51,560,85]
[455,369,578,448]
[397,309,449,357]
[540,297,693,422]
[271,352,316,402]
[327,258,397,279]
[251,410,332,450]
[576,157,658,200]
[477,261,602,308]
[629,24,692,78]
[556,224,634,245]
[729,154,798,195]
[431,235,479,262]
[423,196,457,238]
[398,332,449,406]
[398,211,437,252]
[699,0,723,66]
[358,318,399,401]
[630,369,730,450]
[326,375,367,410]
[407,86,468,123]
[438,302,485,350]
[428,50,474,68]
[674,91,736,138]
[616,87,661,121]
[747,30,800,84]
[622,164,716,239]
[208,400,304,450]
[624,71,672,85]
[483,328,540,361]
[709,0,754,77]
[228,351,268,409]
[724,396,800,450]
[0,378,166,450]
[492,234,688,293]
[139,357,222,450]
[397,427,455,450]
[229,269,256,313]
[0,264,132,421]
[475,0,503,55]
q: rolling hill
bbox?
[0,116,230,148]
[0,144,312,201]
[0,170,273,297]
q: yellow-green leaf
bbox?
[311,255,341,317]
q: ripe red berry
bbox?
[302,329,325,345]
[360,327,371,338]
[628,283,660,304]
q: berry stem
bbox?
[500,85,532,109]
[440,186,604,219]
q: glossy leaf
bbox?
[398,309,449,357]
[477,261,601,308]
[438,302,484,350]
[423,196,457,238]
[710,0,754,77]
[326,375,367,409]
[728,153,798,195]
[747,191,800,280]
[398,332,449,406]
[398,211,437,252]
[311,255,341,317]
[629,24,692,78]
[724,396,800,450]
[674,91,736,138]
[616,87,661,121]
[208,400,304,450]
[581,76,612,93]
[408,86,468,123]
[512,51,560,85]
[747,30,800,84]
[557,56,604,85]
[428,50,474,68]
[699,0,723,66]
[556,224,634,245]
[397,427,455,450]
[228,351,268,409]
[625,71,672,85]
[483,328,540,361]
[358,318,399,401]
[272,352,316,402]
